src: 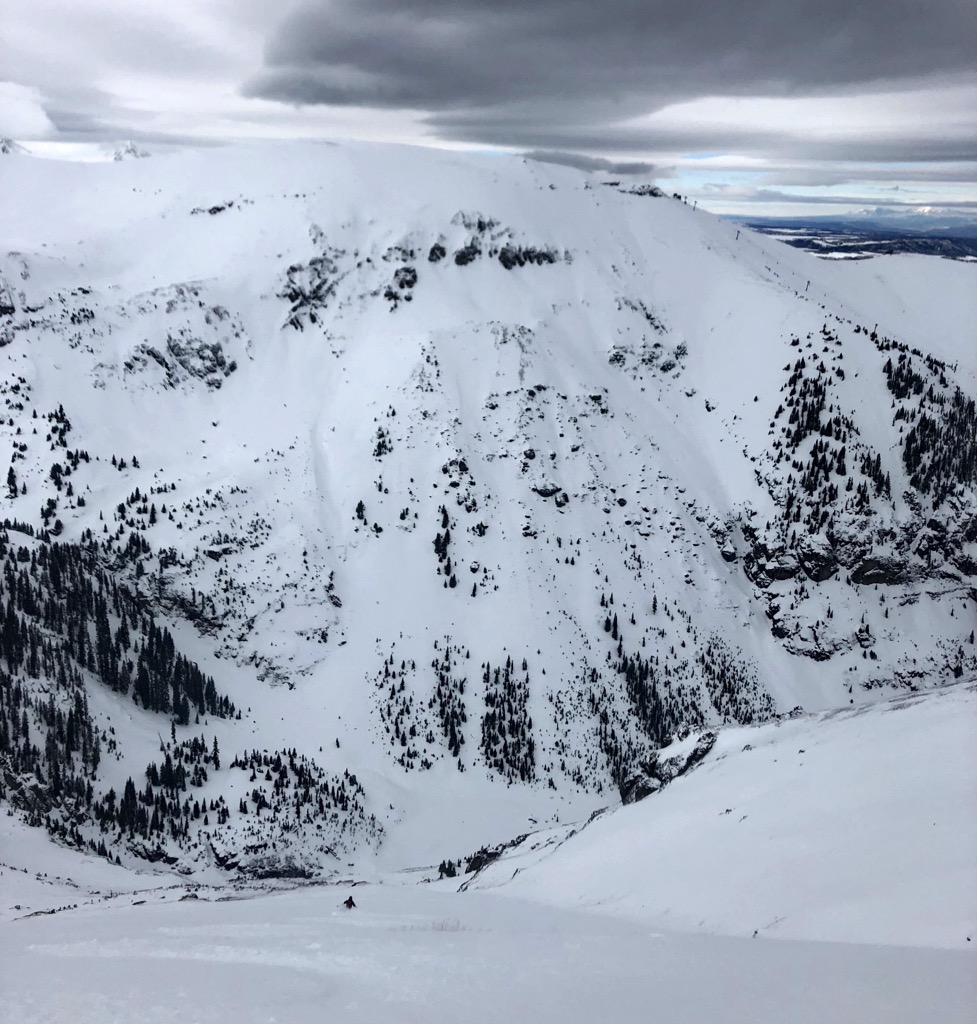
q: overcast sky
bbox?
[2,0,975,217]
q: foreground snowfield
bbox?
[3,682,974,1023]
[3,882,974,1024]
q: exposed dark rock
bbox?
[743,554,771,588]
[765,552,799,580]
[855,624,875,649]
[851,556,909,585]
[279,247,348,329]
[244,859,315,880]
[794,645,833,660]
[453,241,480,266]
[465,837,526,875]
[619,774,662,804]
[204,546,234,561]
[456,831,543,890]
[126,334,237,390]
[619,184,666,197]
[951,554,977,576]
[498,245,559,269]
[620,731,717,804]
[1,767,53,817]
[798,546,838,581]
[134,844,179,865]
[394,266,417,289]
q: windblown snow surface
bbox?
[0,141,975,1021]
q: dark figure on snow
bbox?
[343,896,356,909]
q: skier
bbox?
[343,896,356,909]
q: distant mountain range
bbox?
[736,214,977,259]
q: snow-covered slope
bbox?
[3,689,975,1024]
[3,836,973,1024]
[465,681,977,949]
[0,141,975,877]
[2,842,974,1024]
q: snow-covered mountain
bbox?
[0,141,975,879]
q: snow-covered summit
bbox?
[112,139,150,161]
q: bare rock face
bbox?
[850,556,911,586]
[797,537,838,581]
[620,731,718,804]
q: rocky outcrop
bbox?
[532,483,561,498]
[850,556,911,586]
[125,334,237,390]
[620,731,717,804]
[0,761,53,817]
[797,536,838,581]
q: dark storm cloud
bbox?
[246,0,976,133]
[3,0,970,215]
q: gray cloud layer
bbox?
[427,112,977,164]
[2,0,972,215]
[247,0,976,143]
